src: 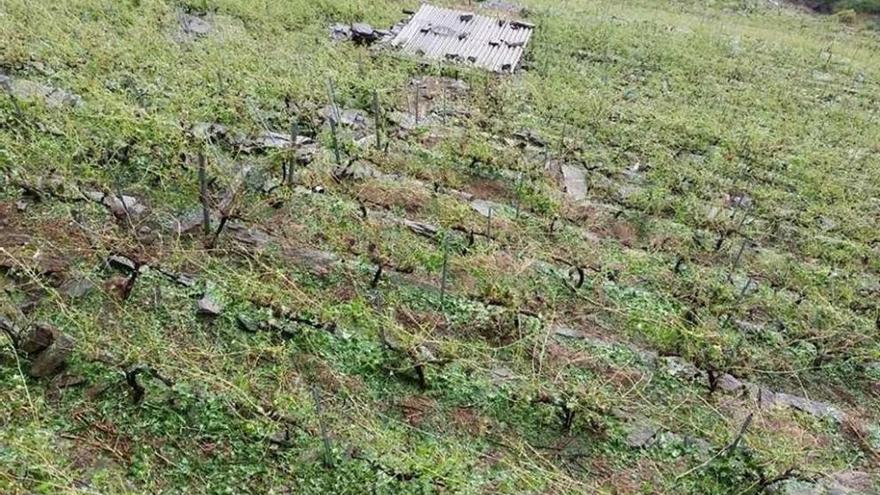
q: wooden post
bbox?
[329,118,341,166]
[721,277,753,329]
[326,79,342,165]
[310,385,334,468]
[372,89,382,149]
[440,242,449,309]
[486,207,493,239]
[326,78,339,122]
[514,172,523,220]
[198,153,210,237]
[442,85,448,124]
[114,176,133,230]
[414,82,420,124]
[288,119,299,186]
[731,238,748,273]
[559,121,568,159]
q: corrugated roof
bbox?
[391,4,534,73]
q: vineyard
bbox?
[1,0,879,493]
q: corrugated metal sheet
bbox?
[391,5,534,73]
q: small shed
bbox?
[391,4,535,73]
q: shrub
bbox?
[835,8,858,23]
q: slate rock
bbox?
[29,334,75,378]
[81,189,106,203]
[296,144,318,165]
[19,322,58,354]
[489,367,515,386]
[561,164,587,201]
[770,392,846,423]
[236,314,260,333]
[268,429,293,448]
[625,422,659,448]
[388,110,420,131]
[60,277,95,299]
[747,383,777,406]
[197,294,223,317]
[179,13,211,37]
[351,23,377,43]
[236,132,312,153]
[252,131,293,149]
[470,199,501,218]
[553,325,584,339]
[329,23,351,41]
[261,176,283,194]
[108,255,137,273]
[1,75,82,108]
[404,219,438,238]
[284,246,338,274]
[334,161,382,181]
[340,109,368,129]
[512,129,547,148]
[171,208,209,235]
[662,356,704,381]
[717,373,744,393]
[174,273,197,287]
[103,194,147,219]
[323,106,369,129]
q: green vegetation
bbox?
[1,0,879,493]
[816,0,880,15]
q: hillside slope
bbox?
[1,0,879,493]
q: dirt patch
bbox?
[295,355,365,395]
[398,395,437,427]
[395,307,448,333]
[648,231,687,253]
[562,201,616,225]
[842,417,880,463]
[462,177,513,202]
[407,76,470,117]
[355,180,430,214]
[450,407,490,436]
[452,251,523,307]
[594,456,663,494]
[0,202,92,282]
[603,219,639,247]
[63,413,134,478]
[456,306,520,345]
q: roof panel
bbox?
[391,4,534,73]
